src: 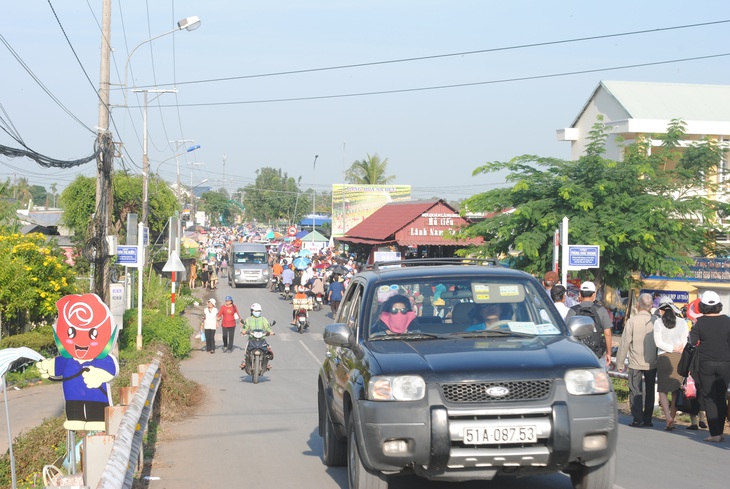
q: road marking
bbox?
[299,340,322,365]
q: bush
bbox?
[120,309,193,359]
[0,325,57,357]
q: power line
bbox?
[140,52,730,107]
[131,19,730,90]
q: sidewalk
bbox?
[0,382,64,454]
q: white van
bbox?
[228,243,269,287]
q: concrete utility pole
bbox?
[95,0,114,303]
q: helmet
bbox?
[225,295,233,301]
[251,303,262,312]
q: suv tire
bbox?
[322,405,346,467]
[347,420,387,489]
[567,452,616,489]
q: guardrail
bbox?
[97,358,161,489]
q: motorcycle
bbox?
[281,283,292,300]
[313,293,324,311]
[242,321,276,384]
[269,275,280,292]
[295,307,309,333]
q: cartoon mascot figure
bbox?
[36,294,119,431]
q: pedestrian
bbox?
[653,296,689,431]
[217,296,240,353]
[220,257,228,278]
[188,261,197,289]
[328,275,346,316]
[688,290,730,443]
[210,264,219,290]
[550,284,570,320]
[200,262,210,289]
[203,298,218,354]
[542,271,559,292]
[615,293,657,427]
[565,281,613,369]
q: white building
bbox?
[557,80,730,168]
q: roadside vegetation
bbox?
[0,272,204,489]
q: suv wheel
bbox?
[567,452,616,489]
[347,420,387,489]
[322,405,347,466]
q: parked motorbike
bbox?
[295,308,309,333]
[242,321,276,384]
[313,293,324,311]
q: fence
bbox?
[96,358,161,489]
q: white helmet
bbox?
[251,303,262,312]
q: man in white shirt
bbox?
[551,284,570,319]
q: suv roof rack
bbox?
[367,257,499,271]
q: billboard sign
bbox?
[331,184,411,236]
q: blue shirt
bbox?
[328,281,345,301]
[281,268,295,284]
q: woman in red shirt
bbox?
[217,296,240,353]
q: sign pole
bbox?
[561,217,569,287]
[136,221,144,350]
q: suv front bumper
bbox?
[354,387,617,481]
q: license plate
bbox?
[463,425,537,444]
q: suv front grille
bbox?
[440,380,552,403]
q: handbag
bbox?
[677,341,697,378]
[684,375,697,399]
[675,387,694,414]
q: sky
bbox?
[1,0,729,204]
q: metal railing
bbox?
[97,358,161,489]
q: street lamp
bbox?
[123,16,201,103]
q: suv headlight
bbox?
[565,369,611,395]
[368,375,425,401]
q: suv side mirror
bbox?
[324,323,353,348]
[567,315,595,338]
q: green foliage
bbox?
[611,377,628,404]
[0,416,66,488]
[59,172,180,244]
[345,153,395,184]
[455,118,730,291]
[0,234,77,334]
[120,308,193,359]
[242,167,305,223]
[201,190,240,226]
[0,325,57,356]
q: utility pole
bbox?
[170,139,194,202]
[94,0,114,303]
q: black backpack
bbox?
[570,303,606,358]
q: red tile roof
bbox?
[344,200,438,241]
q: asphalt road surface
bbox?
[147,284,728,489]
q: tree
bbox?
[453,118,729,291]
[0,232,77,334]
[0,180,21,232]
[201,190,240,226]
[345,153,395,184]
[49,183,58,207]
[29,184,47,206]
[60,172,179,244]
[242,167,305,224]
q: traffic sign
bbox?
[567,245,600,269]
[287,226,297,236]
[116,245,139,267]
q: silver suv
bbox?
[317,259,617,489]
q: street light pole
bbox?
[312,155,318,245]
[169,139,195,201]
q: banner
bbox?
[331,184,411,236]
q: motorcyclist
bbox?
[239,303,274,370]
[280,264,295,296]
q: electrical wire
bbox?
[134,19,730,90]
[141,52,730,107]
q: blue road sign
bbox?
[117,245,138,266]
[568,245,600,268]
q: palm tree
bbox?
[345,153,395,185]
[50,183,58,207]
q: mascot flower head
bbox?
[54,293,117,360]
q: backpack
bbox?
[570,303,606,358]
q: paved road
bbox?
[0,382,63,454]
[3,283,727,488]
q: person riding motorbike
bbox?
[280,265,295,296]
[239,303,274,370]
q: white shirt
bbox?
[653,317,688,355]
[554,301,571,320]
[203,307,219,330]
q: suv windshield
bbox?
[367,277,563,338]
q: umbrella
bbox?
[327,264,348,275]
[266,231,284,240]
[293,257,311,270]
[298,249,313,257]
[181,237,198,249]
